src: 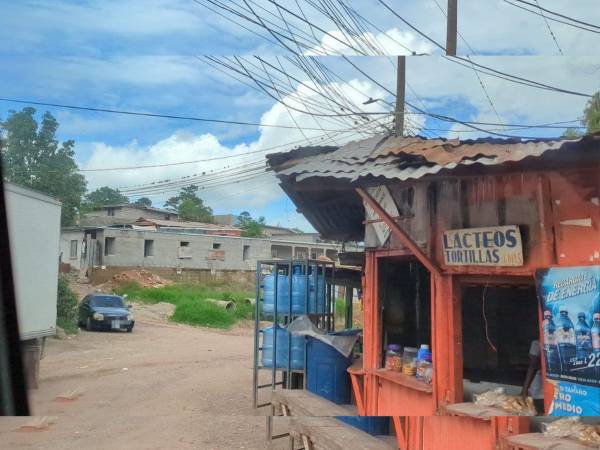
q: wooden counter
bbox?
[443,402,516,421]
[504,433,591,450]
[375,369,433,393]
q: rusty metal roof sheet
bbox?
[269,133,600,183]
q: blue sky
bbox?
[1,1,600,231]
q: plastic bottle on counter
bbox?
[416,344,432,383]
[385,344,402,372]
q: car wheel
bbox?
[86,317,93,331]
[126,325,133,333]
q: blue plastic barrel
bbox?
[306,330,360,404]
[264,265,327,315]
[291,265,308,314]
[261,325,305,370]
[263,274,292,315]
[336,416,390,436]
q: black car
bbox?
[78,294,134,332]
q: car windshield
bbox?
[90,296,125,308]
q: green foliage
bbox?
[133,197,153,208]
[237,211,266,237]
[0,108,87,226]
[164,185,213,222]
[83,186,129,209]
[56,275,78,334]
[561,127,584,139]
[583,92,600,134]
[115,282,253,329]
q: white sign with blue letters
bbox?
[442,225,523,266]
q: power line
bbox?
[430,0,505,127]
[533,0,564,55]
[0,97,384,131]
[507,0,600,31]
[79,134,342,172]
[370,0,592,97]
[501,0,600,34]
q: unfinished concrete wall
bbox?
[99,228,272,271]
[93,228,343,274]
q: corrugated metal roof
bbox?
[268,133,600,183]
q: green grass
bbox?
[115,282,255,329]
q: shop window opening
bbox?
[461,283,539,402]
[379,258,431,374]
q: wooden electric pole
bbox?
[394,55,406,137]
[446,0,458,56]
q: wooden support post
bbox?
[446,0,458,56]
[356,188,441,277]
[395,56,406,137]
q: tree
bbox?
[583,92,600,134]
[237,211,266,237]
[84,186,129,208]
[164,185,213,222]
[1,107,86,225]
[134,197,152,208]
[562,92,600,138]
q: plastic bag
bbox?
[543,418,600,447]
[473,387,507,406]
[286,315,359,357]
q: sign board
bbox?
[442,225,523,266]
[535,266,600,416]
[364,185,399,247]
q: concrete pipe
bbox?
[205,298,236,311]
[244,298,256,306]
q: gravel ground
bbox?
[0,317,287,450]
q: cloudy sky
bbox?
[1,1,600,231]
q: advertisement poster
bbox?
[535,266,600,416]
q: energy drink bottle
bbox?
[592,313,600,380]
[542,310,560,375]
[556,307,576,373]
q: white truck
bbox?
[4,182,61,388]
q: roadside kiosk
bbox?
[267,133,600,450]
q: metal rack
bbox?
[252,259,336,411]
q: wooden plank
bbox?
[289,417,396,450]
[271,390,357,417]
[375,369,433,394]
[505,433,591,450]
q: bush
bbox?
[57,275,78,334]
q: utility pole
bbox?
[446,0,458,56]
[394,55,405,137]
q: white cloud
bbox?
[78,76,397,223]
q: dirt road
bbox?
[0,316,281,449]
